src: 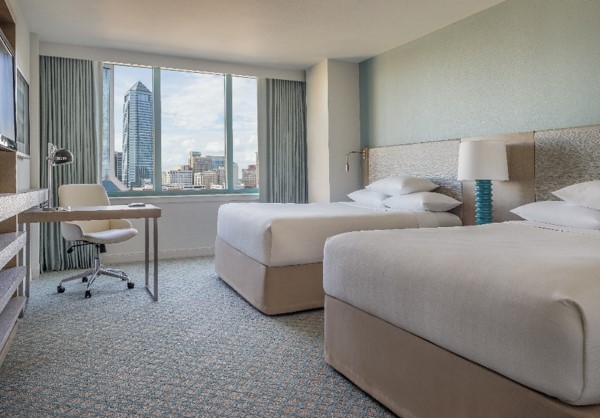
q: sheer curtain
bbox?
[264,79,307,203]
[40,56,98,271]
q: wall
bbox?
[40,42,305,82]
[104,194,257,264]
[360,0,600,148]
[327,60,360,202]
[307,59,361,203]
[306,60,330,203]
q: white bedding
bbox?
[323,221,600,405]
[217,202,461,266]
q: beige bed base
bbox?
[325,295,600,418]
[214,236,324,315]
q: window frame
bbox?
[102,63,259,197]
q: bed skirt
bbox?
[214,236,324,315]
[324,295,600,418]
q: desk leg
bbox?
[144,218,149,289]
[144,217,159,301]
[153,218,158,301]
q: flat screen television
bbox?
[0,29,15,152]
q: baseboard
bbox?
[103,246,215,264]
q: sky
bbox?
[112,65,258,178]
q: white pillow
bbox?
[366,176,438,195]
[384,192,462,212]
[347,189,388,208]
[510,201,600,229]
[552,180,600,210]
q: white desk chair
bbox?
[57,184,138,298]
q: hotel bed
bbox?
[322,124,600,417]
[215,202,461,315]
[214,140,464,315]
[323,221,600,417]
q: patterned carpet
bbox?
[0,257,393,417]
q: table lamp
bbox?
[45,142,74,210]
[457,140,508,225]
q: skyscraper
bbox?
[122,81,153,188]
[114,151,123,182]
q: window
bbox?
[101,63,259,195]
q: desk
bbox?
[19,204,161,301]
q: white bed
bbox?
[323,221,600,417]
[218,202,460,266]
[215,139,464,315]
[215,202,461,315]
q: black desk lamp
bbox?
[45,143,73,210]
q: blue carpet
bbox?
[0,257,393,417]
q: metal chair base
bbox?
[58,243,134,297]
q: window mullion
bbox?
[225,74,233,191]
[153,67,162,192]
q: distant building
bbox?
[122,81,153,188]
[196,170,218,189]
[188,151,202,167]
[164,169,193,187]
[242,164,257,189]
[232,162,239,186]
[207,155,225,170]
[217,167,226,187]
[114,151,123,182]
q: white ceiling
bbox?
[19,0,506,70]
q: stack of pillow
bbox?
[511,180,600,229]
[347,175,462,212]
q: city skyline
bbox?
[162,150,258,190]
[112,65,258,180]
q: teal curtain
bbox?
[40,56,98,271]
[265,79,307,203]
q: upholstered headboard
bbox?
[366,140,462,200]
[534,125,600,201]
[364,124,600,225]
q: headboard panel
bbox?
[367,139,461,200]
[534,125,600,201]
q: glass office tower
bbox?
[122,81,154,189]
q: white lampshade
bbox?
[457,140,509,181]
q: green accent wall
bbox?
[360,0,600,148]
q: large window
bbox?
[102,63,258,194]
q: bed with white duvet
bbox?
[323,219,600,417]
[217,202,460,267]
[214,176,463,315]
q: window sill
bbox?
[109,193,259,205]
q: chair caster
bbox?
[127,282,135,289]
[85,290,92,298]
[82,277,88,283]
[57,285,65,293]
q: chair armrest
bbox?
[61,221,86,241]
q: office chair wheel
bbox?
[82,277,88,283]
[127,282,135,289]
[57,285,65,293]
[85,290,92,298]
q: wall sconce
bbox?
[45,142,74,210]
[457,140,508,224]
[345,149,367,172]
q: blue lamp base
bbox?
[475,179,493,225]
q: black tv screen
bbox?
[0,34,15,151]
